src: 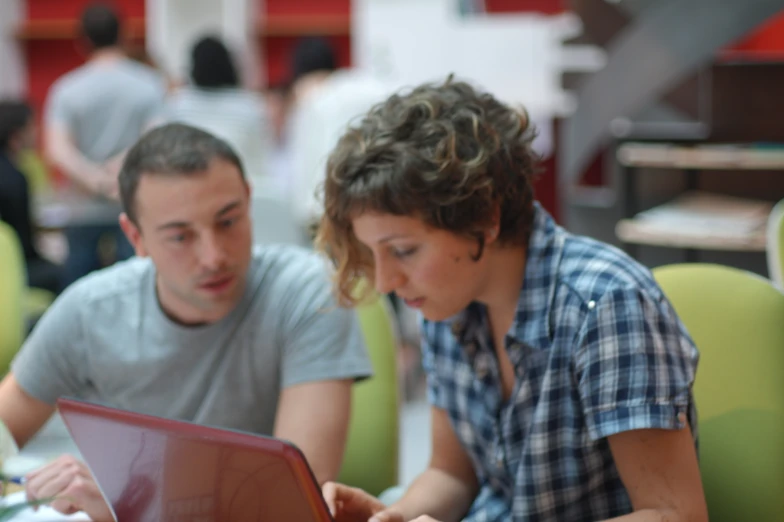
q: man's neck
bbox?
[88,47,126,64]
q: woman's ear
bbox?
[486,204,501,244]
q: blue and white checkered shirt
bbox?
[421,203,699,521]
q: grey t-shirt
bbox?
[44,58,165,162]
[12,245,372,435]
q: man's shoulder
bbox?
[64,256,154,305]
[49,65,94,97]
[251,244,330,286]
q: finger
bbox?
[26,454,79,483]
[322,482,339,515]
[26,464,81,502]
[49,496,78,515]
[369,509,405,522]
[28,470,77,502]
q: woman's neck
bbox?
[476,245,527,332]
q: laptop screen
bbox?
[58,398,333,522]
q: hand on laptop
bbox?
[322,481,446,522]
[322,481,394,521]
[24,454,114,521]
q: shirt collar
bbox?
[449,202,565,349]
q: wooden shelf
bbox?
[15,18,146,40]
[616,219,767,251]
[258,14,351,36]
[615,192,771,252]
[617,142,784,170]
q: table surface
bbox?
[33,190,121,229]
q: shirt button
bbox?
[495,448,504,467]
[587,300,596,310]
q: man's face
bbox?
[120,159,253,325]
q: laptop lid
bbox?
[57,397,334,522]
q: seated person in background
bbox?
[162,35,272,191]
[0,100,63,294]
[0,123,371,521]
[317,78,708,522]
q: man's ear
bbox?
[119,213,147,257]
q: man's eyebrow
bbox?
[156,201,243,231]
[215,201,242,218]
[157,220,190,231]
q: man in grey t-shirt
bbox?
[44,3,166,286]
[0,124,371,520]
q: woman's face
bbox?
[351,211,492,321]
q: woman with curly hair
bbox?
[316,77,707,522]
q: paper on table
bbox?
[0,492,90,521]
[634,191,772,238]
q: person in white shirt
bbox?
[163,35,272,191]
[286,37,393,232]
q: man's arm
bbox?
[0,373,55,448]
[274,253,374,483]
[273,379,353,484]
[603,426,708,522]
[44,124,115,198]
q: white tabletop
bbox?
[1,492,90,521]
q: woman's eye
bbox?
[393,247,418,259]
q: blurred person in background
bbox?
[317,78,707,522]
[44,2,166,287]
[0,101,63,295]
[162,35,272,193]
[286,36,393,235]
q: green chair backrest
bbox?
[17,149,52,197]
[0,221,26,375]
[653,263,784,522]
[338,293,400,496]
[767,199,784,289]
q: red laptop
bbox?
[57,397,334,522]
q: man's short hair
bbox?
[80,2,121,49]
[290,36,337,83]
[119,124,246,225]
[0,100,32,151]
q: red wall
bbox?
[20,1,784,220]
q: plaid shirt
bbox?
[421,203,699,521]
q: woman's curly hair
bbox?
[316,76,540,307]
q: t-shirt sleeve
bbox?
[573,286,699,441]
[279,257,373,388]
[43,81,72,129]
[11,283,90,405]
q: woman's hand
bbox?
[321,481,403,522]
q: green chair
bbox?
[767,199,784,289]
[339,292,400,496]
[653,263,784,522]
[0,222,26,376]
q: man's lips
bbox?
[199,274,234,291]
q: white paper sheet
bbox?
[0,492,90,521]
